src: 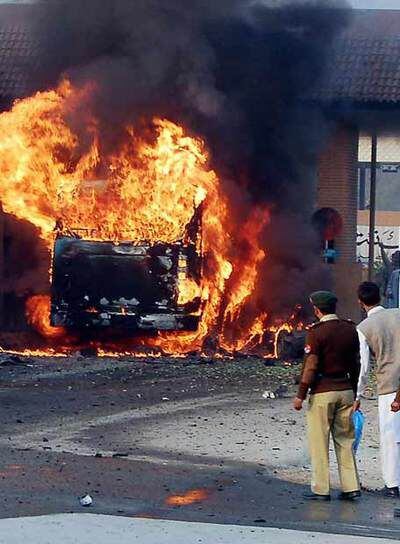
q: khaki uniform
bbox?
[298,315,361,495]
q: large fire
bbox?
[0,80,276,356]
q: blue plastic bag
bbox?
[352,410,365,453]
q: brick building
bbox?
[317,127,360,319]
[0,6,399,324]
[312,9,400,319]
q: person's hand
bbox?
[391,400,400,413]
[352,400,361,414]
[293,397,303,411]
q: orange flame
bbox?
[0,82,214,244]
[25,295,65,340]
[165,488,211,506]
[270,322,294,359]
[177,277,202,307]
[0,80,271,355]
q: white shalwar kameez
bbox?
[357,306,400,488]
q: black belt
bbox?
[317,373,350,380]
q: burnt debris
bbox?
[51,235,202,332]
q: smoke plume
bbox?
[16,0,350,317]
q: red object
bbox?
[312,208,343,241]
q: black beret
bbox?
[310,290,338,310]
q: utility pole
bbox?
[368,132,378,281]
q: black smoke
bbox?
[22,0,350,317]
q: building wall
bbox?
[357,210,400,263]
[359,133,400,163]
[318,124,359,262]
[317,124,362,321]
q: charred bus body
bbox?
[50,212,203,332]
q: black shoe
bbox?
[303,492,331,501]
[339,490,361,501]
[384,486,399,498]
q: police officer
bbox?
[293,291,361,501]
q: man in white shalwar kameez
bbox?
[355,282,400,498]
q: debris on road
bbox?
[262,390,276,399]
[263,359,276,367]
[274,385,288,397]
[0,355,31,367]
[79,494,93,507]
[262,385,288,400]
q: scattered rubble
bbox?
[262,390,277,399]
[0,355,31,367]
[79,494,93,507]
[262,385,289,399]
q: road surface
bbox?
[0,356,397,540]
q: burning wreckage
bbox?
[0,80,309,359]
[50,223,306,359]
[51,208,203,333]
[0,0,353,362]
[0,0,347,359]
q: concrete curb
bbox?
[0,514,396,544]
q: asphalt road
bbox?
[0,356,398,540]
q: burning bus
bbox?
[50,208,203,332]
[0,83,274,355]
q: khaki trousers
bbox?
[307,389,359,495]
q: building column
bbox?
[317,124,362,321]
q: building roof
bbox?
[0,4,38,104]
[313,10,400,105]
[0,6,399,105]
[0,26,36,100]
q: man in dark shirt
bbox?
[293,291,361,501]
